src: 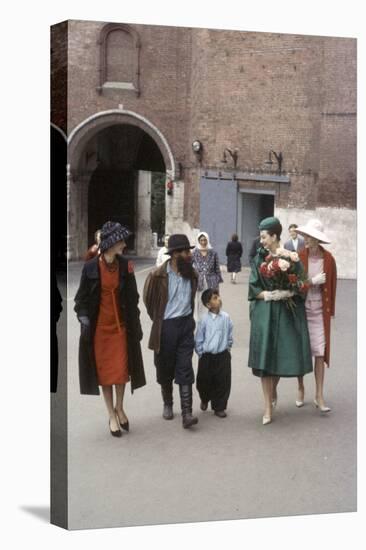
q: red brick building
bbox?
[51,20,356,277]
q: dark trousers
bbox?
[196,350,231,411]
[154,316,195,385]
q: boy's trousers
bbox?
[196,349,231,411]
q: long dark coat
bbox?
[74,256,146,395]
[226,240,243,272]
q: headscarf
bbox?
[196,231,212,250]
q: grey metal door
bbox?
[241,193,262,266]
[200,176,238,263]
[241,192,274,265]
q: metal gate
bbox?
[200,175,238,263]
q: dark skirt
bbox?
[227,255,242,273]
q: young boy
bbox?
[195,288,233,418]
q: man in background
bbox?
[284,223,305,252]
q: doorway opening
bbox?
[240,191,274,266]
[86,124,165,253]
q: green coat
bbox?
[248,249,313,377]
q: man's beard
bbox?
[177,255,194,279]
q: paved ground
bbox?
[54,259,357,530]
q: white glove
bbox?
[271,290,295,301]
[263,291,275,301]
[311,272,326,285]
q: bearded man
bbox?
[143,234,199,428]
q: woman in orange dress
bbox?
[75,221,146,437]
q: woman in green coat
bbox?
[248,217,312,425]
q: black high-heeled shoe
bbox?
[109,418,122,437]
[115,409,129,432]
[120,420,129,432]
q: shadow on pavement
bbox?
[20,506,50,523]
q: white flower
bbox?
[278,259,290,271]
[276,247,291,258]
[290,252,300,262]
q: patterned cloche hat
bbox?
[99,221,132,253]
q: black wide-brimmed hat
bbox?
[99,221,132,253]
[167,234,195,254]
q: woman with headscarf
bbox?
[74,221,146,437]
[248,216,313,425]
[192,231,223,318]
[294,219,337,412]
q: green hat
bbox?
[258,216,281,231]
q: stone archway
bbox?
[67,110,179,259]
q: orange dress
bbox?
[94,257,129,385]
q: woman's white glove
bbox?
[271,290,295,301]
[263,291,275,301]
[311,272,326,285]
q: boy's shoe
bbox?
[200,401,208,411]
[214,410,227,418]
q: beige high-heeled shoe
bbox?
[296,388,305,408]
[314,399,331,413]
[262,415,272,425]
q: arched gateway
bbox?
[67,110,178,260]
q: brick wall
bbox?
[52,20,356,265]
[184,30,356,225]
[66,20,192,159]
[51,21,68,133]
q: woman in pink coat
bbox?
[295,219,337,412]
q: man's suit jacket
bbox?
[284,235,305,252]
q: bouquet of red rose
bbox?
[259,247,309,310]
